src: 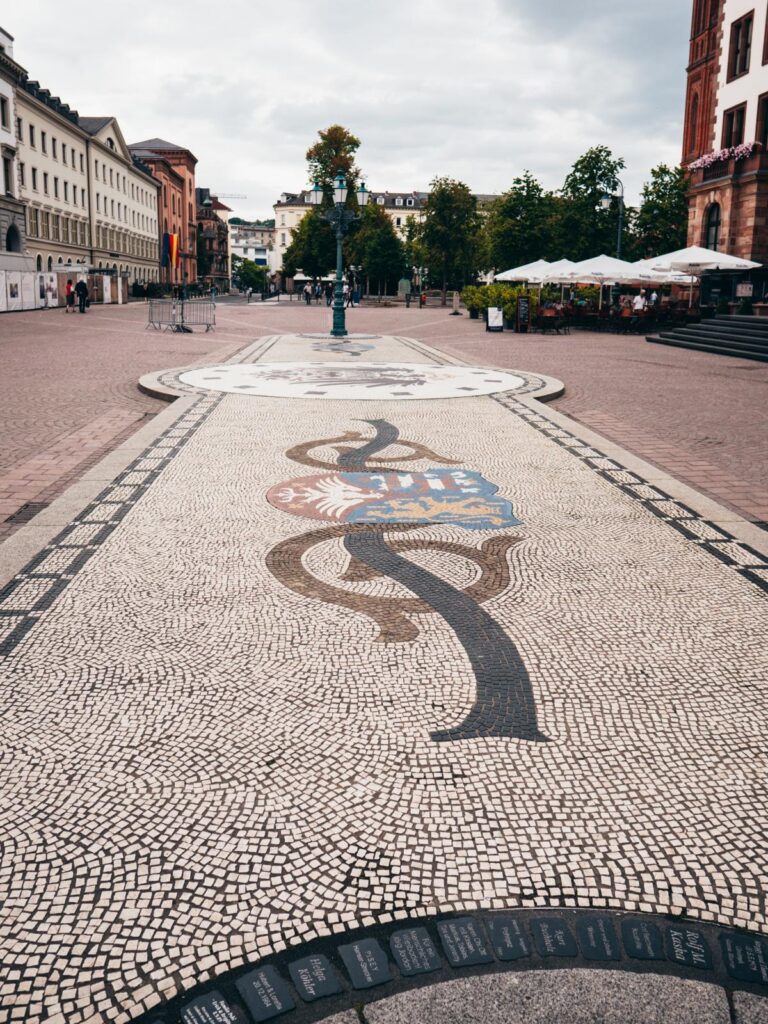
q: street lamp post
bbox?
[309,172,369,338]
[600,178,625,260]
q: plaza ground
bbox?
[0,303,766,1024]
[0,300,766,542]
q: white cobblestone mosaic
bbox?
[0,333,766,1023]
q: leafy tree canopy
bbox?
[556,146,628,260]
[231,255,267,291]
[485,171,560,271]
[634,164,690,258]
[306,125,363,204]
[347,204,405,293]
[420,177,481,297]
[282,208,335,278]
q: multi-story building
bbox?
[129,146,185,286]
[196,188,230,289]
[128,138,197,284]
[0,27,31,272]
[79,118,160,282]
[684,0,768,272]
[273,189,428,269]
[14,78,91,273]
[230,220,274,268]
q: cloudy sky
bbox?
[9,0,691,220]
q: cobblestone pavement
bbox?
[0,303,260,540]
[0,322,766,1024]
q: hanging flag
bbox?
[161,232,170,268]
[169,233,180,268]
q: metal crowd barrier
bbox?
[147,299,216,332]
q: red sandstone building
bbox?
[684,0,768,278]
[128,138,197,286]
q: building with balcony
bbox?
[684,0,768,271]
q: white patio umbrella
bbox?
[565,254,638,308]
[650,246,761,306]
[541,258,578,298]
[495,258,551,283]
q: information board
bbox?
[486,306,503,332]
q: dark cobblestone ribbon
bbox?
[344,528,546,743]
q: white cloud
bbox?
[9,0,690,218]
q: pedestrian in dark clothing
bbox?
[325,282,333,306]
[75,279,88,313]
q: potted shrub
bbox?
[461,285,481,319]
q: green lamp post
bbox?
[309,172,369,338]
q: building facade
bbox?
[129,138,197,284]
[14,79,92,273]
[196,189,230,289]
[230,221,275,269]
[684,0,768,264]
[79,118,160,281]
[0,27,31,272]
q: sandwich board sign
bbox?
[486,306,503,332]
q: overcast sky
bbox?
[9,0,691,220]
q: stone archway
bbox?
[5,223,21,253]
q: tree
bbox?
[231,255,266,292]
[484,171,559,271]
[633,164,690,258]
[420,177,481,303]
[347,204,405,295]
[281,208,335,278]
[555,146,628,260]
[306,124,363,202]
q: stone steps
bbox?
[647,315,768,362]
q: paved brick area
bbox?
[0,302,260,538]
[0,325,766,1024]
[397,311,768,526]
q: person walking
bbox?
[75,278,89,314]
[343,282,352,308]
[314,281,322,304]
[325,281,333,306]
[65,279,74,314]
[303,283,312,305]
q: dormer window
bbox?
[376,196,385,205]
[395,196,403,206]
[107,137,116,150]
[406,197,415,207]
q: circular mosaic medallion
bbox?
[177,362,528,400]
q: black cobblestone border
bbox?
[493,393,768,596]
[0,394,223,658]
[132,909,768,1024]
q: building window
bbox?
[759,92,768,148]
[80,153,84,173]
[396,217,402,227]
[41,131,47,154]
[689,93,699,154]
[395,196,403,206]
[705,203,721,250]
[18,162,25,187]
[81,188,85,206]
[53,177,59,198]
[0,96,8,130]
[63,181,69,202]
[40,210,49,238]
[31,167,38,190]
[28,207,38,236]
[2,155,12,196]
[43,172,49,194]
[29,124,35,147]
[52,137,57,159]
[406,197,415,207]
[728,12,753,79]
[5,223,21,252]
[51,214,60,241]
[96,193,100,212]
[15,116,22,139]
[376,196,385,205]
[723,102,747,146]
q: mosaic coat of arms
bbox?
[266,419,545,744]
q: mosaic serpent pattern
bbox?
[266,419,545,742]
